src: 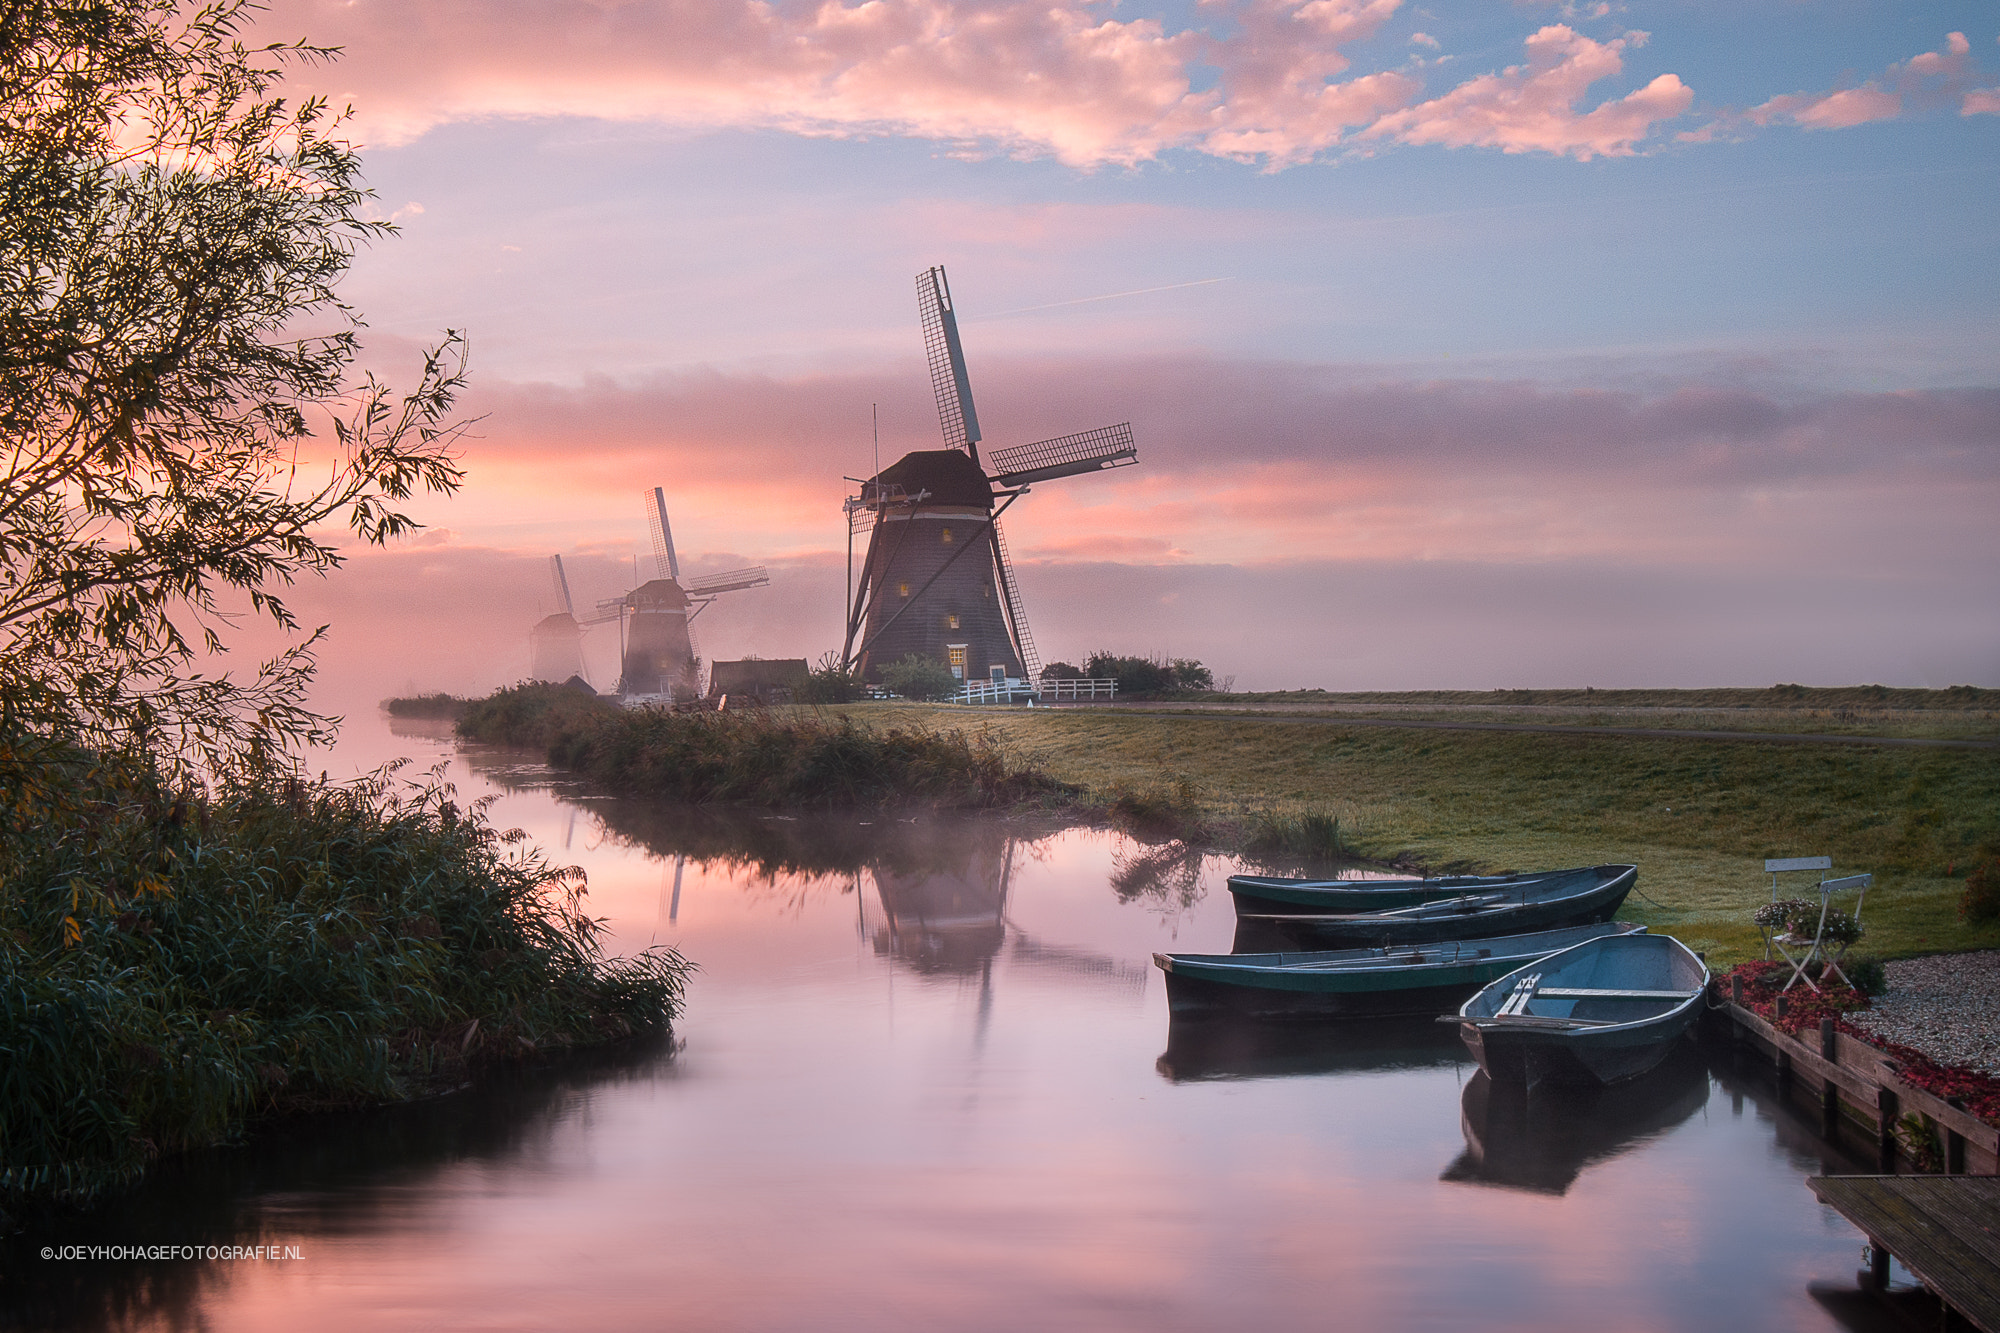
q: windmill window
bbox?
[940,527,953,544]
[898,582,910,597]
[945,614,960,630]
[947,645,967,678]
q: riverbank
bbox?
[817,700,2000,966]
[0,738,689,1208]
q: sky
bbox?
[243,0,1999,706]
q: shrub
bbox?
[1961,849,2000,923]
[1845,956,1888,997]
[1246,810,1346,862]
[879,654,961,702]
[1039,662,1084,681]
[797,651,863,704]
[0,737,689,1204]
[1080,653,1215,699]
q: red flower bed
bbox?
[1719,959,1871,1035]
[1718,960,2000,1130]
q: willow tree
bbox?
[0,0,466,771]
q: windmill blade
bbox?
[647,486,680,580]
[917,266,983,460]
[682,566,770,597]
[987,423,1137,487]
[548,554,576,617]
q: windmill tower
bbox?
[529,555,589,683]
[841,266,1138,686]
[607,487,770,701]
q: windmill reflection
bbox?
[868,828,1011,974]
[1441,1043,1711,1195]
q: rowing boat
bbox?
[1153,922,1646,1019]
[1227,868,1567,916]
[1232,864,1637,948]
[1454,932,1709,1085]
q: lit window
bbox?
[898,582,909,597]
[941,527,953,544]
[948,645,967,678]
[945,614,959,630]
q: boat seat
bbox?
[1533,987,1702,1000]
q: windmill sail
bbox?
[549,554,576,616]
[988,423,1136,487]
[918,266,983,461]
[648,486,680,580]
[683,566,770,598]
[989,519,1040,681]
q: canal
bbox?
[10,712,1912,1331]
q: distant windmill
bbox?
[599,486,770,701]
[841,266,1137,686]
[529,555,589,684]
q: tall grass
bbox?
[458,683,1077,809]
[0,735,688,1206]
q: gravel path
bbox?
[1846,950,2000,1077]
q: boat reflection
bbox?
[1156,1015,1468,1082]
[1441,1042,1710,1195]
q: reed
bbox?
[457,683,1078,810]
[0,736,688,1206]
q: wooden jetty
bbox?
[1712,998,2000,1175]
[1807,1175,2000,1333]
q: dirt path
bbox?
[1047,702,2000,750]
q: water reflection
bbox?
[1156,1015,1467,1082]
[1441,1043,1711,1195]
[2,1036,672,1333]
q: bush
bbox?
[0,737,689,1204]
[879,654,961,702]
[1039,662,1084,681]
[1246,810,1346,863]
[1080,653,1215,699]
[384,693,472,719]
[1845,956,1888,997]
[797,651,863,704]
[1961,849,2000,923]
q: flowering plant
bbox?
[1753,898,1817,932]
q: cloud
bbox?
[262,0,1717,167]
[1746,32,1985,131]
[1965,88,2000,117]
[1360,26,1691,159]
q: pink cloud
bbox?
[261,0,1714,167]
[1359,26,1692,159]
[1966,89,2000,117]
[1747,32,1985,131]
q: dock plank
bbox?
[1808,1176,2000,1333]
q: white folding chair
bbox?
[1760,856,1832,960]
[1774,873,1872,994]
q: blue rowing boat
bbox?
[1154,922,1645,1019]
[1454,931,1710,1085]
[1232,864,1637,948]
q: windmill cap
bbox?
[869,449,994,510]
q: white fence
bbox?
[948,677,1118,705]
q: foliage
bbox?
[1753,897,1865,946]
[1961,848,2000,923]
[458,683,1076,810]
[797,651,863,704]
[879,654,961,702]
[0,737,688,1205]
[1719,960,1871,1035]
[1039,662,1083,681]
[383,693,472,719]
[1246,810,1346,863]
[1844,955,1887,997]
[1753,898,1818,931]
[1081,652,1213,698]
[0,0,467,772]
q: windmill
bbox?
[841,266,1137,686]
[529,555,590,684]
[599,486,770,701]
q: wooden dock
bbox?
[1808,1175,2000,1333]
[1712,1000,2000,1175]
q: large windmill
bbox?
[602,487,770,701]
[841,266,1137,686]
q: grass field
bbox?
[805,698,2000,967]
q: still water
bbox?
[13,714,1906,1331]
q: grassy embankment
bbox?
[842,697,2000,965]
[450,684,1997,966]
[0,737,689,1208]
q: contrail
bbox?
[973,277,1232,319]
